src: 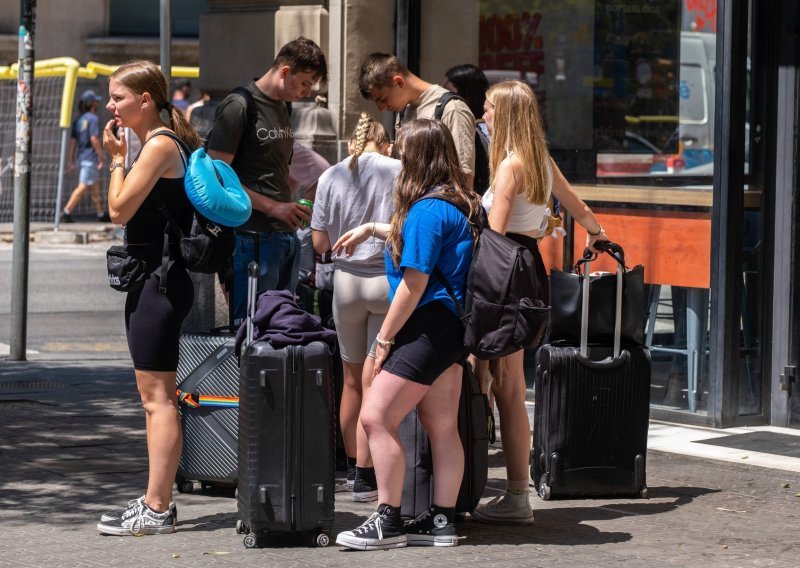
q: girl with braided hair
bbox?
[310,111,399,501]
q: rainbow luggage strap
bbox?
[177,390,239,408]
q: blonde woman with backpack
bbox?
[472,80,610,525]
[311,112,399,502]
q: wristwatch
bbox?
[109,161,125,173]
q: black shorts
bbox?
[381,300,467,386]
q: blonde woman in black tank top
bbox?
[96,60,200,537]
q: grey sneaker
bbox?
[99,496,177,523]
[353,477,378,502]
[97,502,176,536]
[471,492,535,526]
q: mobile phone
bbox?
[111,123,119,137]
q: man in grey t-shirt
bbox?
[208,37,327,324]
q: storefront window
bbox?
[481,0,720,417]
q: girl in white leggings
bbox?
[311,112,400,500]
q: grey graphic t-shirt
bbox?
[208,81,294,232]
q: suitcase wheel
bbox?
[639,487,649,499]
[235,520,247,535]
[315,532,331,547]
[175,476,194,494]
[243,533,258,548]
[538,475,552,500]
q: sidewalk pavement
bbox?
[1,351,799,568]
[0,221,118,245]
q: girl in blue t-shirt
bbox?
[333,119,482,551]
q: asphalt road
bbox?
[0,242,129,358]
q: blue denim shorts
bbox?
[79,160,99,185]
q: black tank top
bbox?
[124,130,194,247]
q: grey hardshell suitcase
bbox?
[175,328,239,493]
[235,262,336,548]
[532,245,651,499]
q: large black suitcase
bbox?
[175,329,239,493]
[532,244,650,500]
[400,363,490,519]
[236,263,336,548]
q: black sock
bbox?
[377,503,403,531]
[431,504,455,524]
[346,457,356,469]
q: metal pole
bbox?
[10,0,35,361]
[160,0,171,82]
[53,127,69,229]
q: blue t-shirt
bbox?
[385,198,474,316]
[71,112,100,163]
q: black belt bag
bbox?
[106,244,150,293]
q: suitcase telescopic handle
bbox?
[245,261,259,347]
[579,243,625,358]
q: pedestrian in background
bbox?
[96,60,200,536]
[61,89,109,223]
[311,112,399,503]
[334,119,480,550]
[443,63,491,195]
[471,80,610,526]
[170,79,192,116]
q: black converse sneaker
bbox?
[352,467,378,502]
[99,496,178,523]
[97,502,176,536]
[405,507,458,547]
[346,459,356,491]
[335,504,407,550]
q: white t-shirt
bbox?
[482,157,552,235]
[311,152,401,276]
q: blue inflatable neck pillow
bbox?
[184,148,251,227]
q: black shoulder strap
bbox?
[231,86,257,130]
[434,92,463,121]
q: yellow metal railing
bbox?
[0,58,199,128]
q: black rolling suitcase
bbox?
[236,262,336,548]
[175,328,239,493]
[532,245,650,500]
[400,363,490,519]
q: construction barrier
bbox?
[0,58,198,225]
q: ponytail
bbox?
[168,104,201,151]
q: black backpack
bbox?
[151,131,236,276]
[422,193,549,360]
[433,93,491,196]
[190,86,257,150]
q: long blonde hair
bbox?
[349,112,389,172]
[387,119,481,267]
[486,80,549,205]
[111,60,200,151]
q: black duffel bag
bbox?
[548,242,645,347]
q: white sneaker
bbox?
[99,496,177,523]
[471,492,534,526]
[97,502,176,536]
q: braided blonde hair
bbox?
[349,112,389,172]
